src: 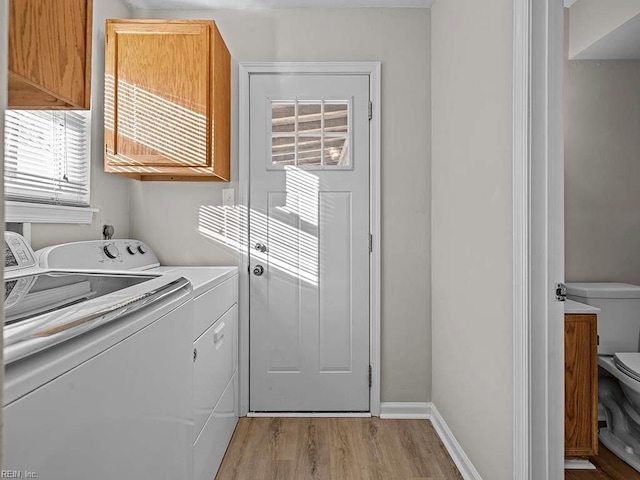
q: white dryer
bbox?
[36,237,240,480]
[4,233,194,480]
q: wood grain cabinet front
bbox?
[565,313,599,458]
[9,0,93,109]
[104,19,231,181]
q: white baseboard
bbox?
[380,402,432,419]
[379,402,482,480]
[430,405,483,480]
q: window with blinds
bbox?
[4,110,91,207]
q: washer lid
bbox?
[3,272,191,365]
[566,282,640,299]
[614,353,640,382]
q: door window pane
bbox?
[272,136,295,166]
[323,103,348,133]
[323,137,348,166]
[297,136,322,166]
[270,100,351,168]
[297,104,322,133]
[272,103,295,133]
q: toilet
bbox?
[567,282,640,471]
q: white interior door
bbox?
[249,73,370,412]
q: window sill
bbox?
[5,201,98,225]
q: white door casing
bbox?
[238,62,381,418]
[513,0,565,479]
[249,73,370,412]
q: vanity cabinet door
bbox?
[565,313,598,457]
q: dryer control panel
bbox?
[37,239,160,271]
[4,232,36,272]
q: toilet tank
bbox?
[566,283,640,355]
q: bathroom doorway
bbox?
[562,3,640,479]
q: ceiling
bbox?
[122,0,583,11]
[123,0,434,8]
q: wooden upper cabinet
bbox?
[9,0,93,109]
[104,20,231,181]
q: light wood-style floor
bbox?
[216,417,464,480]
[565,443,640,480]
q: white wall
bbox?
[565,60,640,285]
[569,0,640,59]
[29,0,133,250]
[431,0,512,478]
[130,8,432,403]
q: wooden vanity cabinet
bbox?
[104,20,231,181]
[565,313,599,457]
[9,0,93,109]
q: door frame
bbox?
[513,0,565,478]
[238,62,382,416]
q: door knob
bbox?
[254,243,267,253]
[253,265,264,276]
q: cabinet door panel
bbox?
[9,0,92,109]
[106,23,210,168]
[565,314,598,457]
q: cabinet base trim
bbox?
[564,459,596,470]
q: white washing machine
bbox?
[36,237,240,480]
[3,232,196,480]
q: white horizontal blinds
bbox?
[5,111,90,207]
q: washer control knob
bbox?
[103,244,119,259]
[137,244,148,254]
[126,246,137,255]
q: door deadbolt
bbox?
[253,265,264,276]
[254,243,267,253]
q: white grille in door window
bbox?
[270,100,351,169]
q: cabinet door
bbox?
[9,0,92,109]
[104,20,230,181]
[565,314,598,457]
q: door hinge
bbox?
[368,365,372,388]
[369,234,373,253]
[368,101,373,121]
[556,282,567,302]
